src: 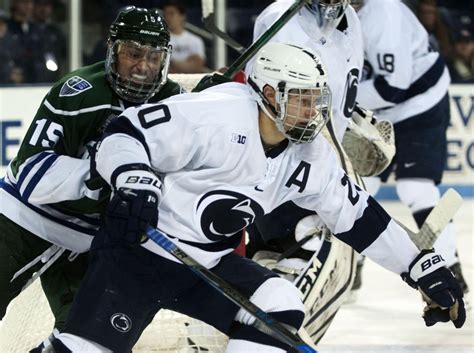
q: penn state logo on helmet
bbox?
[196,190,264,241]
[110,313,132,333]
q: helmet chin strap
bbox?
[248,77,279,121]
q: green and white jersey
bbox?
[0,61,183,252]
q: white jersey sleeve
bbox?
[96,99,210,185]
[357,0,449,123]
[6,152,99,204]
[294,141,419,274]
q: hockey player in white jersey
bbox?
[45,43,465,353]
[353,0,469,296]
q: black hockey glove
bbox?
[401,249,466,328]
[192,69,247,92]
[192,72,233,92]
[105,168,161,245]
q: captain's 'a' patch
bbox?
[59,76,92,97]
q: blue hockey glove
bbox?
[402,249,466,328]
[106,169,161,245]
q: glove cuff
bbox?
[113,167,162,198]
[407,249,447,282]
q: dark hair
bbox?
[161,0,186,15]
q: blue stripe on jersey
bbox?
[335,196,390,253]
[0,179,97,235]
[374,55,445,104]
[102,116,151,160]
[21,154,59,202]
[16,152,53,190]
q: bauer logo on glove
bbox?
[401,249,466,329]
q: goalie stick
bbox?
[146,226,317,353]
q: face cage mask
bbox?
[299,0,348,42]
[274,86,332,144]
[106,40,171,103]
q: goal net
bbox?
[0,280,228,352]
[0,73,230,352]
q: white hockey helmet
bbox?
[299,0,349,42]
[248,42,331,144]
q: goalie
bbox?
[244,0,395,343]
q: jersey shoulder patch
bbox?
[59,76,93,97]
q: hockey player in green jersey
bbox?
[0,5,183,345]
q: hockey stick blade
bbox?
[224,0,309,78]
[203,13,245,53]
[398,188,463,250]
[146,226,317,353]
[418,188,463,249]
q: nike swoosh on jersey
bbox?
[404,162,417,168]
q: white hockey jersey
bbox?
[245,0,364,141]
[96,82,419,272]
[356,0,450,123]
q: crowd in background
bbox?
[0,0,472,85]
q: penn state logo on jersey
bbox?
[342,68,360,117]
[110,313,132,333]
[59,76,92,97]
[196,190,264,241]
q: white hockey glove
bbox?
[401,249,466,328]
[342,104,395,177]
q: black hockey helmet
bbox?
[106,6,171,103]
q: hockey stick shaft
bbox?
[146,226,316,353]
[203,13,245,53]
[397,188,463,250]
[223,0,308,78]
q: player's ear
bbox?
[263,85,276,107]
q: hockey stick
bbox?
[397,188,463,250]
[203,13,245,54]
[146,226,317,353]
[222,0,309,78]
